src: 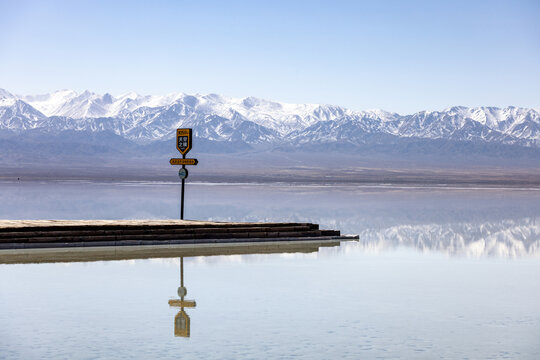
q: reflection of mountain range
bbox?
[189,187,540,258]
[335,218,540,258]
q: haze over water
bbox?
[1,181,539,359]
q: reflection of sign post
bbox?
[174,310,190,337]
[169,257,196,338]
[168,299,196,307]
[170,128,197,220]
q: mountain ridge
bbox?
[1,88,538,149]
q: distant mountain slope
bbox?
[0,89,539,163]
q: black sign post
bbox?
[171,129,197,220]
[180,165,186,220]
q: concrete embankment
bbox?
[0,220,357,250]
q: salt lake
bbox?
[1,181,539,359]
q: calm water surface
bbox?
[1,181,539,359]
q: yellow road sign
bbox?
[176,128,192,155]
[170,158,198,166]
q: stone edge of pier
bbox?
[0,219,358,250]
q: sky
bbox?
[0,0,539,114]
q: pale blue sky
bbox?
[0,0,538,114]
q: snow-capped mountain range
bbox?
[1,88,539,150]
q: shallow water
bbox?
[1,181,539,359]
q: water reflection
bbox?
[344,218,540,258]
[1,181,539,258]
[2,183,540,358]
[0,239,342,264]
[168,257,196,337]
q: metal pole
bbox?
[180,150,186,220]
[181,167,185,220]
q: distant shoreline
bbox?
[2,171,540,188]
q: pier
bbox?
[0,219,357,251]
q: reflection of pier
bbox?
[0,239,344,264]
[168,257,196,337]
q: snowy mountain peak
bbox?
[0,88,16,99]
[0,89,538,149]
[118,91,139,101]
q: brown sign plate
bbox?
[176,128,192,155]
[170,158,198,166]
